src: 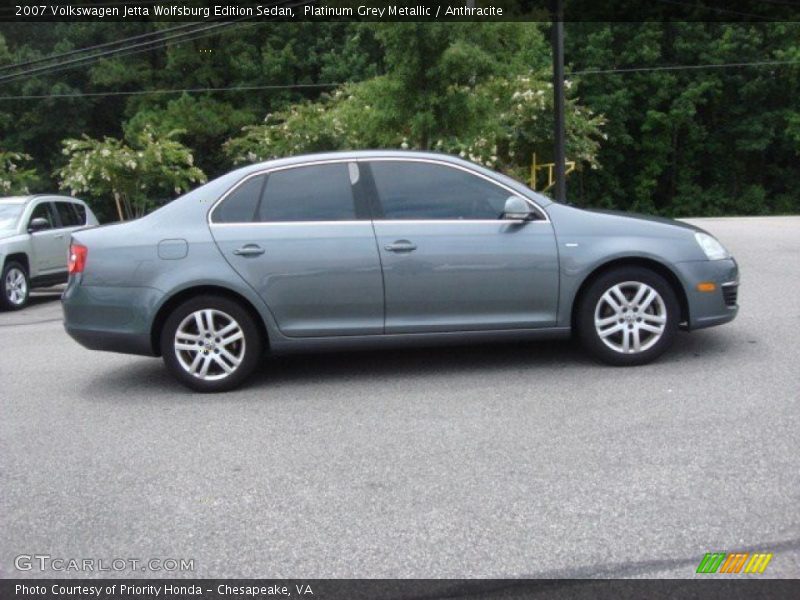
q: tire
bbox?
[576,266,680,366]
[1,261,30,311]
[160,295,263,392]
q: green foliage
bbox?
[567,22,800,216]
[0,151,38,195]
[225,23,604,185]
[57,127,206,221]
[1,21,799,216]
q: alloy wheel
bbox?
[594,281,667,354]
[174,309,246,381]
[4,267,28,306]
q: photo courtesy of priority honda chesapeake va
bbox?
[62,151,739,392]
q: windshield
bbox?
[0,203,24,230]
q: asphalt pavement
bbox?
[1,216,798,579]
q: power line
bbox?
[568,58,800,75]
[0,20,242,85]
[0,22,203,74]
[2,57,798,100]
[0,0,312,86]
[0,82,342,101]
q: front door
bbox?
[27,201,65,275]
[366,159,560,333]
[210,161,384,337]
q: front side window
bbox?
[29,203,55,229]
[56,202,82,227]
[257,163,355,222]
[369,161,511,220]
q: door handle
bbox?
[384,240,417,253]
[233,244,265,257]
[54,234,64,240]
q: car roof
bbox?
[229,150,552,207]
[0,194,86,205]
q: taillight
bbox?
[68,243,88,275]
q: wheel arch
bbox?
[149,284,269,356]
[570,257,690,331]
[3,252,29,274]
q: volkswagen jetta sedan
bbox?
[62,151,738,392]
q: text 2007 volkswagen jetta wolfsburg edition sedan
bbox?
[63,151,738,392]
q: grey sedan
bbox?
[62,151,738,392]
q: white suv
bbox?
[0,195,98,310]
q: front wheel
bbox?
[576,267,679,366]
[161,295,263,392]
[1,261,30,311]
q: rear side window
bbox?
[55,201,82,227]
[72,203,87,224]
[213,175,265,224]
[369,160,510,220]
[258,163,355,222]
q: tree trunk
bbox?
[113,191,125,222]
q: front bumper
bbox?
[674,258,739,330]
[62,277,161,356]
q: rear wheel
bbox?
[1,261,30,311]
[161,295,263,392]
[576,267,679,366]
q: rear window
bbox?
[258,163,355,222]
[211,164,356,224]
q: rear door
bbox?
[54,200,86,264]
[365,159,560,333]
[209,161,385,337]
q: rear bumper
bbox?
[62,278,160,356]
[674,258,739,330]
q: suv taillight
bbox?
[68,243,88,275]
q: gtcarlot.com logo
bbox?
[15,554,195,573]
[696,552,772,574]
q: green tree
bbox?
[224,23,603,185]
[57,127,206,221]
[0,151,37,195]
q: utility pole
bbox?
[551,0,567,202]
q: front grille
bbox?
[722,284,738,307]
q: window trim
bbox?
[209,159,364,226]
[364,158,549,223]
[208,157,549,226]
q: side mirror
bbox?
[502,196,535,221]
[28,217,51,233]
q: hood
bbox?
[0,229,22,242]
[584,208,705,233]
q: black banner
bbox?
[2,579,800,600]
[4,0,800,23]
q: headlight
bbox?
[694,232,729,260]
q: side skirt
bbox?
[267,327,572,355]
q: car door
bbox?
[365,159,560,333]
[26,201,65,275]
[209,161,385,337]
[54,200,85,265]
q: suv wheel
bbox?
[161,295,263,392]
[1,261,30,311]
[577,267,679,366]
